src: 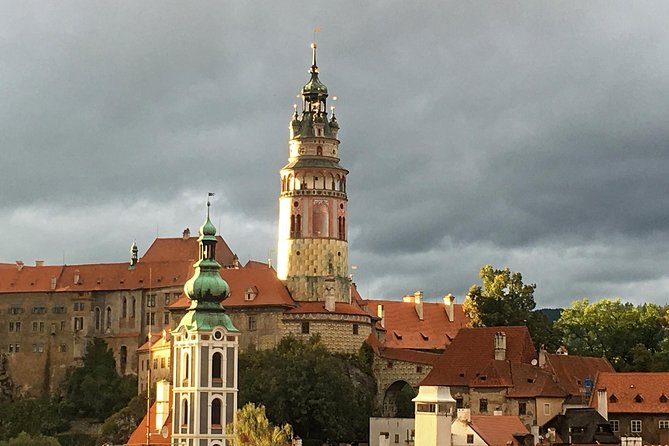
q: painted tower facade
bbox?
[277,43,350,304]
[171,201,239,446]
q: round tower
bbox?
[277,43,350,304]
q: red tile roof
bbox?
[366,299,468,350]
[168,264,295,310]
[141,235,235,266]
[366,334,440,365]
[590,372,669,413]
[285,301,371,316]
[506,363,568,398]
[420,326,537,387]
[543,354,614,398]
[470,415,530,446]
[126,395,172,445]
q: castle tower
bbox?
[171,198,239,446]
[277,43,350,304]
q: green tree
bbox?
[238,335,375,443]
[61,338,137,421]
[0,398,68,440]
[96,394,148,446]
[0,432,60,446]
[556,298,667,370]
[226,403,292,446]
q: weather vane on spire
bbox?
[207,192,215,208]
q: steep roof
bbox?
[141,235,235,266]
[421,326,537,387]
[125,397,172,445]
[365,299,468,350]
[506,363,568,398]
[543,408,619,444]
[543,354,614,398]
[0,260,194,293]
[591,372,669,413]
[367,335,441,365]
[168,264,295,310]
[470,415,530,446]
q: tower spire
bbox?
[310,42,318,74]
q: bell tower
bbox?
[277,43,350,304]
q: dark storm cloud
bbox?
[2,1,669,307]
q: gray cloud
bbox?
[2,1,669,308]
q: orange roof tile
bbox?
[421,326,537,387]
[285,301,371,316]
[470,415,530,446]
[141,235,235,266]
[366,299,468,350]
[506,363,568,398]
[168,264,295,310]
[590,372,669,413]
[543,354,614,398]
[126,395,172,445]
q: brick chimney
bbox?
[35,260,44,267]
[443,293,455,322]
[15,261,24,271]
[377,304,385,328]
[182,227,191,239]
[494,332,507,360]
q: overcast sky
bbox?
[2,1,669,309]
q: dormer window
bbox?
[660,394,668,403]
[393,331,402,340]
[634,394,644,403]
[609,394,618,403]
[244,287,257,301]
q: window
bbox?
[73,302,85,311]
[164,294,170,305]
[659,420,669,429]
[164,312,170,325]
[146,312,155,326]
[352,324,359,335]
[39,322,44,332]
[153,359,158,369]
[543,403,551,415]
[631,420,642,433]
[661,394,668,403]
[60,321,66,331]
[394,434,399,444]
[519,402,527,415]
[416,366,423,373]
[248,315,257,331]
[106,307,112,329]
[53,305,66,314]
[32,306,46,314]
[132,298,136,318]
[147,294,156,307]
[32,322,38,332]
[480,399,488,413]
[301,322,309,334]
[467,434,475,444]
[211,398,222,426]
[609,420,620,432]
[212,352,222,381]
[387,361,394,369]
[456,397,464,409]
[416,403,436,413]
[73,317,84,331]
[122,298,127,318]
[9,322,20,332]
[160,357,166,368]
[9,306,24,315]
[95,307,101,330]
[182,400,189,425]
[32,343,44,353]
[609,394,618,403]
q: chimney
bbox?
[414,291,424,321]
[596,389,608,420]
[155,380,171,431]
[402,294,412,303]
[15,261,24,271]
[74,269,80,285]
[457,408,471,422]
[493,408,503,416]
[35,260,44,267]
[182,227,191,239]
[494,332,507,360]
[444,293,455,322]
[129,242,138,270]
[377,304,385,328]
[539,344,548,368]
[50,277,57,290]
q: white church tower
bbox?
[171,198,239,446]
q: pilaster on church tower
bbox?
[171,199,239,446]
[277,43,350,304]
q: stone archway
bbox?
[382,380,416,417]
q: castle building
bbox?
[171,200,239,446]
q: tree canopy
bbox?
[238,335,375,444]
[556,298,668,370]
[226,403,292,446]
[0,432,60,446]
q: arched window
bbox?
[106,307,112,329]
[342,217,346,241]
[122,298,127,319]
[212,352,222,381]
[290,215,296,238]
[182,399,189,425]
[316,146,323,156]
[132,297,136,318]
[313,202,329,237]
[95,307,101,330]
[211,398,222,426]
[183,352,190,384]
[296,214,302,238]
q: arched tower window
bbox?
[211,398,222,426]
[132,297,136,318]
[342,217,346,241]
[290,215,296,238]
[212,352,223,381]
[122,297,127,319]
[183,352,190,385]
[296,214,302,238]
[95,307,101,331]
[182,399,189,426]
[317,146,323,156]
[313,202,329,237]
[106,306,112,329]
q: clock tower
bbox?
[276,43,350,305]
